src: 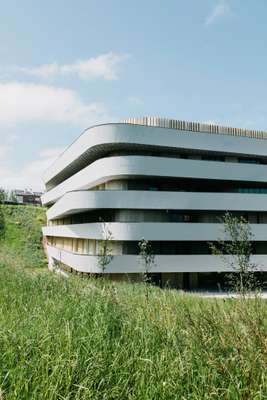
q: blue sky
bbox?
[1,0,267,190]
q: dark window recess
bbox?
[202,155,224,162]
[122,241,267,255]
[239,158,260,164]
[55,209,267,225]
[127,177,267,193]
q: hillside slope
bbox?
[0,205,267,399]
[0,204,46,268]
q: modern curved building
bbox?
[42,117,267,289]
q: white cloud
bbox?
[0,147,64,191]
[205,0,231,26]
[6,134,18,143]
[0,82,112,127]
[13,52,129,81]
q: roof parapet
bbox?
[122,117,267,140]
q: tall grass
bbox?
[0,265,266,399]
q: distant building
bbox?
[14,189,43,206]
[42,117,267,288]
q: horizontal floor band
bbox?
[47,190,267,220]
[42,155,267,205]
[47,245,267,273]
[43,222,267,241]
[44,123,267,187]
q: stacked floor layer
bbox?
[42,119,267,282]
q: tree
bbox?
[209,212,258,294]
[138,238,156,285]
[0,188,7,204]
[8,190,18,203]
[97,219,113,274]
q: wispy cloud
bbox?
[205,0,231,26]
[8,52,129,81]
[0,82,113,127]
[0,147,64,191]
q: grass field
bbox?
[0,266,267,399]
[0,205,267,399]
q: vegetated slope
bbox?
[0,268,266,399]
[0,205,266,399]
[0,204,46,268]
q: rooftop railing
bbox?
[122,117,267,140]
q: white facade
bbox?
[42,118,267,288]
